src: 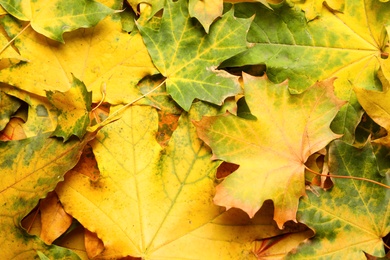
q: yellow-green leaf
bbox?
[0,90,22,131]
[224,0,389,143]
[138,0,251,111]
[289,141,389,259]
[290,0,345,20]
[0,0,115,42]
[0,131,94,259]
[0,11,158,104]
[195,74,345,228]
[47,76,92,141]
[56,104,298,259]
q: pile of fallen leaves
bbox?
[0,0,389,259]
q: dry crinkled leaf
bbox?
[39,192,73,245]
[289,140,389,258]
[138,0,251,111]
[0,0,114,42]
[56,103,299,259]
[0,6,158,105]
[195,73,345,228]
[47,76,92,141]
[85,229,104,259]
[224,0,389,143]
[0,131,95,259]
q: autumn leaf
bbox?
[47,76,92,141]
[290,0,345,20]
[0,0,115,42]
[223,0,389,143]
[195,73,345,228]
[0,90,22,130]
[189,0,222,33]
[355,80,390,146]
[289,140,389,259]
[55,103,299,259]
[138,0,251,111]
[126,0,164,17]
[0,3,158,104]
[0,131,95,259]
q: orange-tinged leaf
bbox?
[56,104,297,259]
[0,131,95,258]
[85,229,104,259]
[195,74,345,228]
[0,117,26,140]
[0,9,158,105]
[40,192,73,245]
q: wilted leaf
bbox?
[0,131,94,259]
[195,74,344,228]
[0,6,158,104]
[56,104,297,259]
[138,0,251,111]
[0,117,26,140]
[290,140,389,259]
[0,0,114,42]
[224,0,389,143]
[47,76,92,141]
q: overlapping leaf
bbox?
[0,2,158,104]
[47,76,92,141]
[195,74,345,228]
[55,103,301,259]
[0,131,94,259]
[138,0,251,111]
[0,91,21,130]
[0,0,114,42]
[289,141,389,259]
[290,0,345,20]
[223,0,390,143]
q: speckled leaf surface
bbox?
[0,131,94,259]
[0,0,114,42]
[195,74,344,228]
[289,141,390,259]
[47,76,91,141]
[223,0,390,143]
[0,6,158,104]
[138,0,251,111]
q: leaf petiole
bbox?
[304,165,390,190]
[0,22,31,55]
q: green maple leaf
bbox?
[137,0,251,111]
[0,0,115,42]
[0,131,94,259]
[289,140,389,259]
[222,0,390,143]
[46,76,92,142]
[194,73,345,228]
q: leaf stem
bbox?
[304,166,390,190]
[102,78,166,123]
[0,22,31,55]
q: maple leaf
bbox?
[289,140,389,259]
[194,73,345,228]
[55,103,300,259]
[0,131,94,259]
[223,0,390,143]
[138,0,251,111]
[189,0,222,33]
[126,0,164,17]
[0,0,114,42]
[47,75,92,141]
[0,3,158,105]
